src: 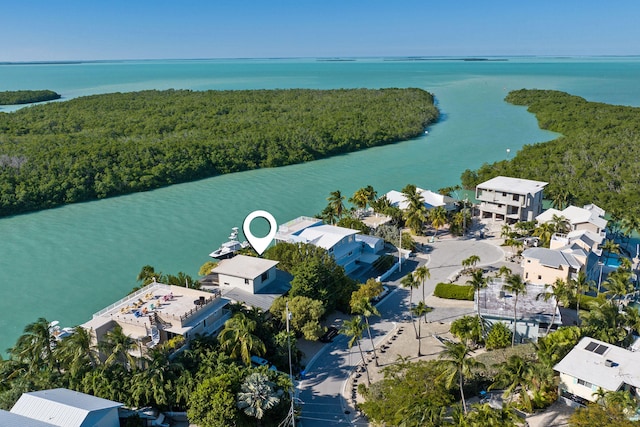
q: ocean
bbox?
[0,57,639,353]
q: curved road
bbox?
[297,238,504,426]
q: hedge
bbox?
[433,283,474,301]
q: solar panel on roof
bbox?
[594,344,609,355]
[585,341,598,351]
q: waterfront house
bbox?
[536,204,607,238]
[476,176,547,223]
[521,246,587,285]
[82,282,231,360]
[476,280,561,342]
[275,216,383,273]
[383,188,456,211]
[554,337,640,407]
[10,388,122,427]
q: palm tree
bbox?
[501,224,513,239]
[581,297,628,345]
[411,301,432,356]
[349,187,371,210]
[601,239,621,264]
[401,273,421,338]
[429,206,447,239]
[218,313,266,365]
[620,216,640,252]
[603,272,633,307]
[536,278,571,334]
[438,341,485,414]
[54,326,97,385]
[533,222,555,247]
[98,324,138,369]
[340,315,370,385]
[413,265,431,303]
[490,355,534,413]
[351,297,380,366]
[503,274,527,346]
[466,269,487,335]
[462,254,481,273]
[402,184,427,235]
[237,372,283,424]
[10,317,57,373]
[326,190,346,224]
[550,214,571,234]
[569,271,594,325]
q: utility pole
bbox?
[398,227,402,272]
[286,302,295,427]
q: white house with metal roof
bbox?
[537,204,608,238]
[275,216,383,273]
[554,337,640,406]
[10,388,122,427]
[0,410,58,427]
[476,176,547,223]
[382,188,456,211]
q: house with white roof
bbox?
[210,254,279,294]
[522,245,588,285]
[10,388,122,427]
[476,176,547,223]
[0,409,58,427]
[554,337,640,406]
[82,282,231,360]
[275,216,383,273]
[537,204,607,238]
[383,188,456,211]
[476,280,561,342]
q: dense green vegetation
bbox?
[461,89,640,218]
[434,283,475,300]
[0,89,60,105]
[0,88,437,217]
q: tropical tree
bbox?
[326,190,346,224]
[569,271,594,325]
[536,278,572,334]
[54,326,97,385]
[437,341,485,414]
[550,214,571,234]
[580,297,628,345]
[532,222,555,247]
[218,313,266,365]
[429,206,447,238]
[450,315,482,349]
[462,254,481,273]
[401,273,421,338]
[411,301,433,356]
[351,297,381,366]
[10,317,57,373]
[489,355,534,413]
[137,265,161,285]
[349,186,376,211]
[502,274,527,346]
[237,372,283,424]
[464,402,521,426]
[413,265,431,303]
[601,239,620,264]
[98,324,138,369]
[603,270,634,306]
[340,315,370,385]
[620,216,640,252]
[402,184,427,235]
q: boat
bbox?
[209,227,249,259]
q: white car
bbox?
[372,285,390,302]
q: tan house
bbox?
[82,282,231,359]
[476,176,547,223]
[521,246,587,285]
[555,337,640,407]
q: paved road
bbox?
[297,238,504,426]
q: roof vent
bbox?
[604,359,614,367]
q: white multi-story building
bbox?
[476,176,547,223]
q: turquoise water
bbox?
[1,57,640,353]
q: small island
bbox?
[0,89,61,105]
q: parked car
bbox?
[319,326,339,343]
[251,355,277,371]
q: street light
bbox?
[286,302,295,427]
[597,262,604,294]
[398,227,402,272]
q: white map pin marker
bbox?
[243,210,278,255]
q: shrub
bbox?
[568,294,598,311]
[372,255,395,273]
[433,283,474,300]
[486,322,513,350]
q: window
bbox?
[513,194,519,201]
[577,379,593,388]
[244,278,249,285]
[538,275,542,280]
[502,192,507,197]
[261,271,269,282]
[525,273,529,278]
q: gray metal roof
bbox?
[0,410,58,427]
[11,388,122,427]
[477,280,561,323]
[522,247,582,270]
[477,176,548,195]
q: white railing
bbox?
[93,283,171,318]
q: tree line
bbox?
[461,89,640,220]
[0,90,61,105]
[0,88,438,217]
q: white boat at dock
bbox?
[209,227,249,259]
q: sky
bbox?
[3,0,640,62]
